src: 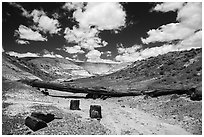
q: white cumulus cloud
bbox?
[15,25,47,41]
[10,3,61,35]
[64,27,98,43]
[40,49,63,58]
[85,49,101,61]
[177,2,202,30]
[64,26,107,51]
[7,51,40,58]
[64,45,85,54]
[117,44,142,54]
[7,50,64,59]
[63,2,127,62]
[15,39,30,45]
[73,2,126,30]
[177,30,202,50]
[42,53,63,58]
[31,9,61,34]
[62,2,85,11]
[115,44,177,62]
[142,2,202,45]
[85,49,117,63]
[153,2,184,12]
[141,23,195,44]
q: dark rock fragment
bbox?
[25,116,47,132]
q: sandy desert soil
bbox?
[3,79,198,135]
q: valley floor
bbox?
[2,79,201,135]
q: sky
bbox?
[2,2,202,63]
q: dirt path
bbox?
[104,104,190,134]
[73,99,190,135]
[48,91,190,135]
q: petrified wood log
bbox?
[70,100,81,110]
[145,87,202,101]
[19,79,201,100]
[31,112,55,123]
[90,105,102,119]
[20,79,142,96]
[145,89,193,97]
[25,116,47,131]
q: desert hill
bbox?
[2,53,129,82]
[67,48,202,99]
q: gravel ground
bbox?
[111,95,202,134]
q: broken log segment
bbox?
[90,105,102,119]
[145,88,195,97]
[70,100,81,110]
[31,112,55,123]
[25,116,47,132]
[19,79,201,100]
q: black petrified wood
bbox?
[25,116,47,131]
[90,105,102,119]
[70,100,81,110]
